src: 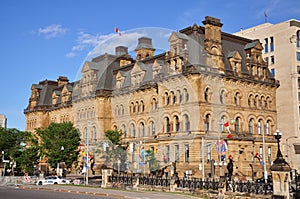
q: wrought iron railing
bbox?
[108,173,273,195]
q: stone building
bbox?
[235,19,300,173]
[0,114,7,128]
[24,16,280,180]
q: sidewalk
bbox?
[18,184,203,199]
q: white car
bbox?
[36,176,70,185]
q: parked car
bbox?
[36,176,70,185]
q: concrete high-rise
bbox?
[235,19,300,172]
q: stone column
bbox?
[101,169,113,188]
[271,130,291,199]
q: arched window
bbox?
[204,114,211,132]
[131,102,135,113]
[83,127,87,141]
[220,116,226,131]
[140,100,144,112]
[220,90,225,104]
[234,92,239,106]
[174,115,180,132]
[150,121,155,135]
[254,95,259,107]
[266,120,271,135]
[258,119,263,135]
[260,96,264,108]
[204,88,209,102]
[121,104,124,115]
[249,118,254,134]
[235,117,240,133]
[183,88,189,103]
[131,123,135,137]
[265,97,270,109]
[171,91,176,104]
[248,94,253,107]
[121,124,127,138]
[93,126,97,141]
[165,92,169,105]
[165,117,170,133]
[140,122,145,137]
[152,98,157,110]
[136,101,140,112]
[183,114,190,132]
[177,90,182,104]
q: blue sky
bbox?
[1,0,299,130]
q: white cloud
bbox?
[38,24,67,39]
[66,52,76,58]
[68,27,174,60]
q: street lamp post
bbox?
[85,121,90,186]
[2,151,5,177]
[261,123,268,183]
[61,146,64,177]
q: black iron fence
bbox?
[176,178,219,190]
[227,180,273,195]
[108,173,273,196]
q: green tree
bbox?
[99,129,127,172]
[36,122,80,171]
[145,149,160,173]
[0,127,39,175]
[15,132,40,174]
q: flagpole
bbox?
[262,123,268,183]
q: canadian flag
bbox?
[255,152,263,161]
[115,27,122,36]
[224,122,232,138]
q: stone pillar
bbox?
[271,130,291,199]
[170,162,178,192]
[101,169,113,188]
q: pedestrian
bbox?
[227,155,234,181]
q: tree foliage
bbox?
[36,122,80,170]
[145,149,160,173]
[0,127,39,174]
[98,129,127,171]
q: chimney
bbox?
[135,37,155,61]
[57,76,69,87]
[202,16,223,44]
[202,16,225,71]
[115,46,128,56]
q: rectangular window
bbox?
[298,92,300,101]
[271,68,275,77]
[268,147,272,164]
[175,145,179,162]
[259,146,263,157]
[270,37,274,52]
[264,38,268,53]
[207,144,211,162]
[270,56,275,64]
[297,52,300,61]
[298,66,300,74]
[185,144,189,163]
[132,143,135,162]
[265,57,269,65]
[166,145,170,162]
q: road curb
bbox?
[19,185,135,199]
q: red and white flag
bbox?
[224,122,232,138]
[115,27,122,36]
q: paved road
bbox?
[0,186,116,199]
[14,184,202,199]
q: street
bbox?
[0,184,202,199]
[0,186,116,199]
